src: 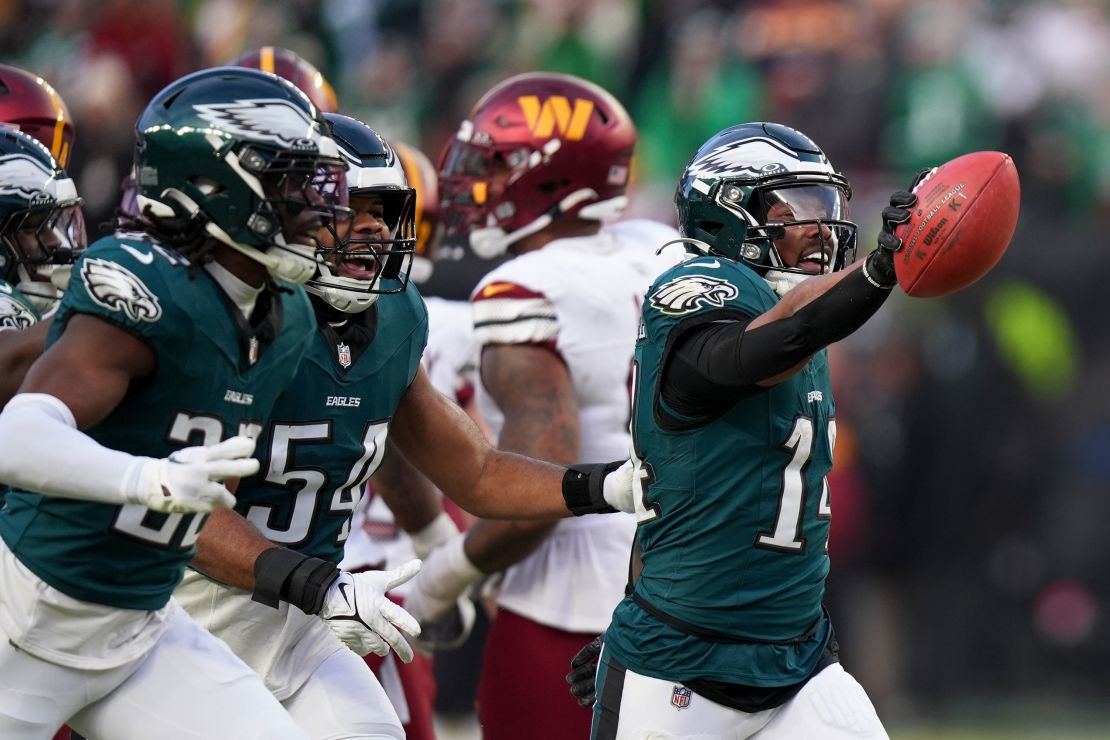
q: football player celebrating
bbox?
[0,64,82,404]
[341,138,472,740]
[174,114,428,740]
[0,67,352,739]
[170,112,640,740]
[587,122,916,739]
[400,72,681,740]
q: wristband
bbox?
[252,547,340,614]
[562,461,624,516]
[863,248,897,290]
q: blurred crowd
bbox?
[3,0,1110,722]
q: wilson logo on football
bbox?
[516,96,594,141]
[649,274,739,316]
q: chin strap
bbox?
[763,269,812,297]
[469,191,627,259]
[139,190,318,285]
[14,266,62,314]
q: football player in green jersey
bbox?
[0,67,83,403]
[167,113,639,740]
[0,67,354,740]
[584,123,920,739]
[175,114,428,739]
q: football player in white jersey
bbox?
[401,72,681,740]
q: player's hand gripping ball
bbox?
[895,151,1020,298]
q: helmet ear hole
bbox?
[697,221,724,236]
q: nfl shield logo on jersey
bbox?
[671,685,692,710]
[337,342,352,369]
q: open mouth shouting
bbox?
[795,245,831,274]
[336,251,381,281]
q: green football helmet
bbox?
[675,122,857,292]
[307,113,415,313]
[134,66,349,284]
[0,127,85,311]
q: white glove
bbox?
[128,436,259,514]
[404,533,484,626]
[413,593,476,654]
[409,510,460,560]
[601,459,637,514]
[321,560,423,662]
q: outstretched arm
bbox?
[461,343,578,571]
[387,365,586,520]
[662,191,916,417]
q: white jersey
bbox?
[421,296,479,406]
[471,219,682,633]
[341,296,478,590]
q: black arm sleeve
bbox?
[662,268,892,420]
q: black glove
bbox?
[864,188,917,289]
[566,635,603,708]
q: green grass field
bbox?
[887,697,1110,740]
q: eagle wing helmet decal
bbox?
[0,153,54,201]
[683,137,801,180]
[0,296,36,330]
[649,274,739,316]
[193,98,318,150]
[80,258,163,323]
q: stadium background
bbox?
[4,0,1110,737]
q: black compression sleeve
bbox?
[663,268,892,418]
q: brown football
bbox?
[895,151,1020,298]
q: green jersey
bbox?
[0,278,41,330]
[0,233,314,610]
[606,255,836,687]
[233,281,428,564]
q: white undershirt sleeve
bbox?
[0,393,152,505]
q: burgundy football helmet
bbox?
[437,72,636,258]
[393,141,442,283]
[0,64,75,168]
[229,46,339,114]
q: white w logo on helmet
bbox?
[193,99,319,150]
[649,275,739,316]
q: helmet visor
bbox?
[315,188,416,295]
[745,183,856,274]
[756,183,850,223]
[7,198,86,267]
